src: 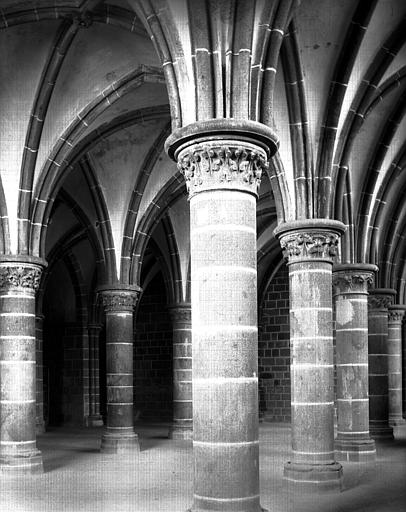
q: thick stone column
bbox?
[35,314,46,434]
[99,285,140,453]
[387,305,406,426]
[332,264,377,462]
[166,120,278,512]
[368,289,396,439]
[274,220,344,490]
[168,303,192,440]
[86,323,103,427]
[0,257,45,474]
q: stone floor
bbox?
[1,423,405,512]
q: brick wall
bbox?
[43,323,88,427]
[134,273,173,422]
[258,264,291,423]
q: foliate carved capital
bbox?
[388,306,406,324]
[100,291,139,312]
[333,272,374,295]
[168,304,191,324]
[0,265,42,291]
[278,231,340,261]
[176,141,268,197]
[368,292,395,311]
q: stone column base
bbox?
[389,416,406,426]
[168,424,193,441]
[86,415,104,427]
[100,431,140,454]
[0,450,43,475]
[335,438,376,462]
[370,424,394,440]
[284,461,343,491]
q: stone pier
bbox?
[274,219,344,490]
[166,120,278,512]
[0,257,45,474]
[333,264,376,461]
[168,303,192,440]
[368,289,396,439]
[99,286,140,453]
[387,305,406,426]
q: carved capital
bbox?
[99,290,139,313]
[168,304,191,324]
[368,290,396,311]
[274,220,345,263]
[279,231,340,261]
[177,140,268,197]
[0,264,42,291]
[388,306,406,324]
[333,272,374,295]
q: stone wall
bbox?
[258,265,291,423]
[134,273,173,422]
[43,323,89,426]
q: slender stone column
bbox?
[387,305,406,426]
[403,319,406,421]
[368,288,396,439]
[332,264,377,462]
[168,303,192,440]
[99,285,140,453]
[166,120,278,512]
[0,257,46,474]
[86,323,103,427]
[35,314,46,434]
[274,219,344,490]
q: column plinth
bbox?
[168,304,192,440]
[0,257,46,474]
[167,119,278,512]
[387,305,406,426]
[332,264,377,462]
[98,285,140,454]
[274,219,345,491]
[368,289,396,439]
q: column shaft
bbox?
[274,220,344,491]
[368,289,395,439]
[35,314,45,434]
[333,264,376,461]
[99,287,140,453]
[0,260,45,474]
[168,304,192,440]
[87,324,103,427]
[387,305,406,426]
[191,189,260,511]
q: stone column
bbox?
[274,219,345,490]
[99,285,140,453]
[0,257,45,474]
[387,305,406,426]
[403,319,406,421]
[35,314,46,434]
[168,303,192,440]
[332,264,377,461]
[166,120,278,512]
[86,323,103,427]
[368,288,396,439]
